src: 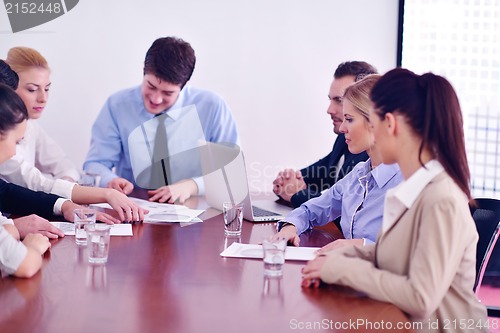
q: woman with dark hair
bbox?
[0,84,117,278]
[0,84,49,277]
[0,59,18,90]
[301,68,488,331]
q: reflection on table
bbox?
[0,196,415,333]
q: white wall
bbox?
[0,0,399,193]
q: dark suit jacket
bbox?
[290,134,369,208]
[0,179,60,219]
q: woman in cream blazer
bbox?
[301,68,488,333]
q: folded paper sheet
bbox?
[50,222,133,236]
[220,242,320,261]
[91,197,204,223]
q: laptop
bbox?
[201,143,292,222]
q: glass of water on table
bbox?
[85,224,111,264]
[262,237,287,277]
[74,208,96,245]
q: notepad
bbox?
[91,197,204,223]
[220,242,319,261]
[50,222,133,236]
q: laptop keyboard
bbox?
[252,205,280,217]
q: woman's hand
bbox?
[316,238,363,255]
[301,255,328,288]
[274,224,300,247]
[103,188,148,222]
[61,201,119,225]
[22,233,51,255]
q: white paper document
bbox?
[90,197,204,223]
[220,242,320,261]
[50,222,133,236]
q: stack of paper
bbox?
[220,242,320,261]
[90,197,204,223]
[50,222,133,236]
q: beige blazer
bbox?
[320,172,488,333]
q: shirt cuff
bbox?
[64,169,82,183]
[0,229,27,275]
[193,177,204,196]
[53,198,70,215]
[0,215,14,226]
[99,174,118,188]
[51,179,77,199]
[363,238,374,246]
[276,221,295,232]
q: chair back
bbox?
[470,198,500,293]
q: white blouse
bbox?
[0,120,78,198]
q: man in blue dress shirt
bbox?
[84,37,239,204]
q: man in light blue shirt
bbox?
[84,37,239,203]
[277,159,402,247]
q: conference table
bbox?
[0,194,415,333]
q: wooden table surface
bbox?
[0,196,415,333]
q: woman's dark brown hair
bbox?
[370,68,471,199]
[0,83,28,136]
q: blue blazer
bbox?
[291,134,369,208]
[0,179,60,219]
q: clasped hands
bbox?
[272,168,306,202]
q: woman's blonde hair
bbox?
[343,74,381,121]
[6,46,49,73]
